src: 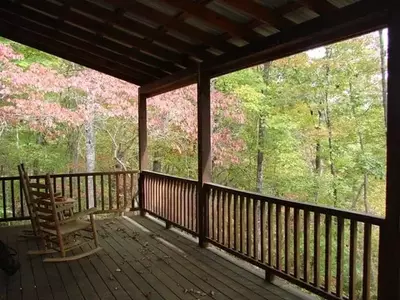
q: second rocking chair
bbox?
[27,173,101,262]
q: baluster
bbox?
[11,179,15,218]
[253,198,258,259]
[93,175,97,208]
[61,176,65,197]
[77,175,82,212]
[285,206,290,274]
[123,173,127,209]
[268,202,273,266]
[85,175,89,209]
[314,213,321,288]
[276,204,282,271]
[222,190,226,245]
[19,179,24,217]
[247,196,251,256]
[261,201,266,263]
[325,215,332,293]
[336,217,344,297]
[69,176,73,198]
[362,223,372,300]
[294,208,300,278]
[240,195,245,253]
[234,193,238,249]
[349,220,358,300]
[108,174,112,210]
[116,173,120,210]
[2,180,6,219]
[101,175,105,211]
[304,210,310,283]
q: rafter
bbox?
[0,3,175,77]
[69,0,214,61]
[299,0,337,15]
[158,0,262,40]
[20,0,195,68]
[217,0,295,30]
[103,0,238,53]
[0,20,149,85]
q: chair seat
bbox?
[42,220,91,236]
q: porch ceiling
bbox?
[0,0,388,96]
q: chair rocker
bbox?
[27,173,101,262]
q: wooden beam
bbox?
[0,2,181,75]
[299,0,337,15]
[141,0,388,97]
[67,0,214,62]
[138,91,148,216]
[378,3,400,300]
[218,0,295,30]
[159,0,261,40]
[0,20,147,85]
[19,0,195,68]
[197,64,211,248]
[104,0,238,54]
[0,9,163,80]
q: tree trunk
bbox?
[323,55,338,205]
[256,116,266,193]
[85,117,96,208]
[379,29,388,129]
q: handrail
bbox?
[205,182,384,226]
[0,170,139,221]
[142,170,197,184]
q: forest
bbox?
[0,29,388,299]
[0,30,387,216]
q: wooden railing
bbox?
[0,170,139,222]
[204,183,384,300]
[141,171,198,234]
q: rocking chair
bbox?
[27,173,101,262]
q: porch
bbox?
[0,216,298,300]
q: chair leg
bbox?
[90,214,99,247]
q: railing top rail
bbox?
[206,182,384,226]
[0,170,139,181]
[142,170,197,184]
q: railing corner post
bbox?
[138,172,146,217]
[198,183,208,248]
[264,270,275,283]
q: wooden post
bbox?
[138,90,148,217]
[197,65,211,248]
[378,7,400,300]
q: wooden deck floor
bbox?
[0,216,300,300]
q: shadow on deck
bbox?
[0,216,300,300]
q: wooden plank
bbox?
[284,206,290,274]
[11,180,15,218]
[253,198,258,259]
[234,193,238,249]
[246,196,251,256]
[222,190,226,245]
[77,175,82,212]
[336,217,344,297]
[276,204,282,270]
[349,220,357,299]
[101,175,105,211]
[240,195,245,253]
[325,215,332,292]
[5,231,22,300]
[197,65,212,247]
[2,180,6,219]
[85,176,89,210]
[363,223,372,300]
[314,212,321,288]
[261,201,266,264]
[132,216,298,300]
[304,210,310,283]
[294,208,300,278]
[378,5,400,300]
[267,202,273,266]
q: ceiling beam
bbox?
[0,20,148,85]
[19,0,195,69]
[0,9,163,80]
[103,0,238,54]
[67,0,214,62]
[158,0,262,40]
[299,0,337,15]
[217,0,295,30]
[0,1,180,75]
[140,0,388,97]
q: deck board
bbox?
[0,217,300,300]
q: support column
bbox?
[138,90,148,216]
[378,7,400,300]
[197,65,211,248]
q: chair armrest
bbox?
[67,207,99,222]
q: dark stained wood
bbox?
[299,0,337,15]
[349,220,358,300]
[363,223,372,300]
[336,217,344,297]
[218,0,295,30]
[261,201,266,264]
[267,202,273,266]
[197,65,212,247]
[240,195,245,253]
[325,215,332,293]
[378,4,400,300]
[313,213,321,288]
[293,208,300,279]
[253,198,258,259]
[139,92,148,215]
[140,1,387,97]
[276,204,282,270]
[284,206,290,274]
[303,210,310,283]
[246,196,251,255]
